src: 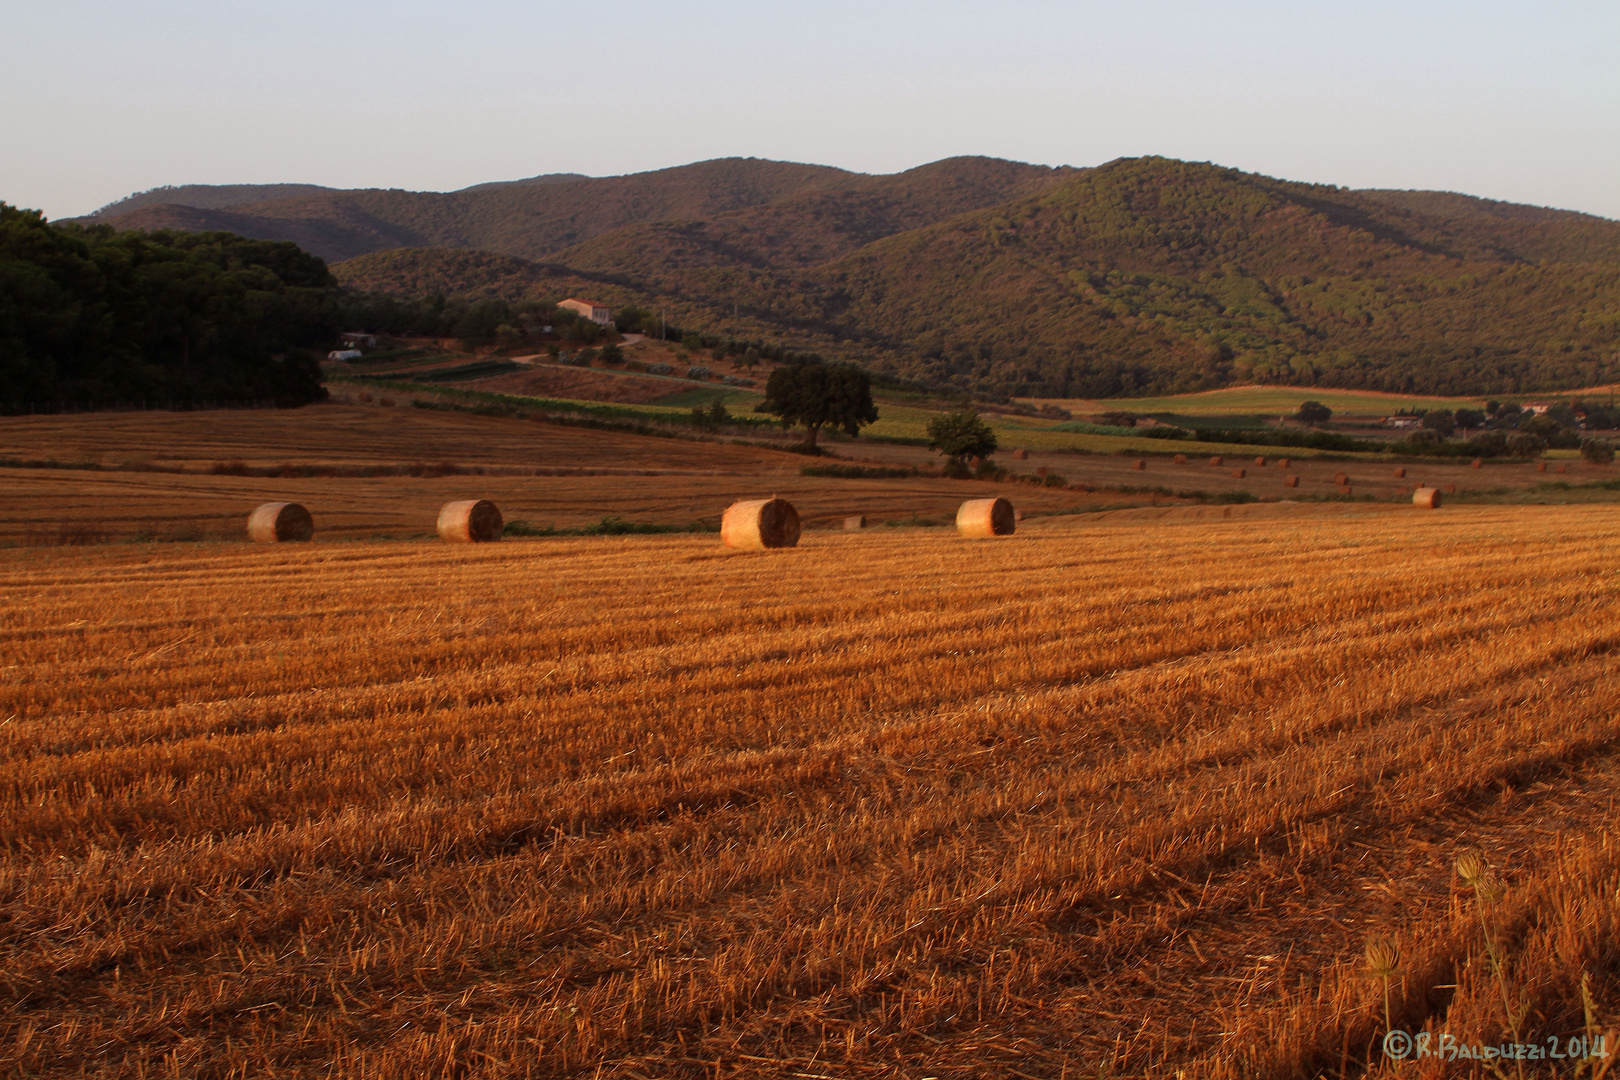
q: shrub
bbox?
[1295,400,1333,425]
[1506,431,1548,457]
[686,365,714,380]
[1580,437,1615,464]
[927,409,998,465]
[1420,409,1456,438]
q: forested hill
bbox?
[0,206,334,409]
[86,157,1075,266]
[804,158,1620,396]
[85,155,1620,397]
[87,183,340,219]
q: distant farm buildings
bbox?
[559,298,613,326]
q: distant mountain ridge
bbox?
[87,183,340,219]
[77,156,1620,397]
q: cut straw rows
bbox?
[1,507,1618,1077]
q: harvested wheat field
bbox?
[0,407,1119,543]
[3,505,1617,1078]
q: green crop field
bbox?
[865,402,1375,458]
[1034,385,1496,418]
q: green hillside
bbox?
[805,158,1620,395]
[85,183,338,219]
[99,158,856,263]
[97,155,1620,398]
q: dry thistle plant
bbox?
[1456,850,1526,1075]
[1366,937,1401,1052]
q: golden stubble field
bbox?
[0,408,1118,543]
[2,503,1617,1078]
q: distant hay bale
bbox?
[1413,487,1442,508]
[722,497,800,549]
[1209,456,1223,466]
[1133,459,1146,470]
[437,499,503,543]
[843,514,867,531]
[1013,449,1030,460]
[247,502,313,543]
[1393,466,1406,478]
[1285,475,1299,488]
[1232,468,1246,478]
[1445,484,1457,494]
[1333,471,1348,485]
[956,497,1016,538]
[1557,464,1567,474]
[1254,456,1266,466]
[1338,484,1353,495]
[1472,457,1483,468]
[1538,461,1548,472]
[1278,457,1291,469]
[1173,454,1187,465]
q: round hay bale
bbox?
[1472,457,1483,469]
[437,499,503,543]
[1537,461,1547,472]
[1133,459,1146,470]
[1333,471,1348,485]
[1209,456,1224,466]
[1173,454,1187,465]
[1338,484,1353,495]
[1254,456,1267,466]
[1557,464,1567,474]
[1285,475,1299,488]
[1413,487,1442,508]
[722,497,800,549]
[843,514,867,531]
[1232,467,1246,478]
[1445,483,1457,494]
[1393,466,1406,478]
[1278,457,1291,469]
[956,497,1016,538]
[247,502,313,543]
[1013,448,1030,460]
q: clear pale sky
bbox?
[5,0,1617,221]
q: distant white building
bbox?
[559,297,613,326]
[327,349,363,362]
[1522,402,1554,415]
[1385,416,1419,429]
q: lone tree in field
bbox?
[760,361,877,451]
[927,409,998,470]
[1294,400,1333,425]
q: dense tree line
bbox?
[1,205,335,409]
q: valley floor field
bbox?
[2,504,1617,1078]
[5,404,1618,545]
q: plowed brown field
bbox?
[3,503,1617,1078]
